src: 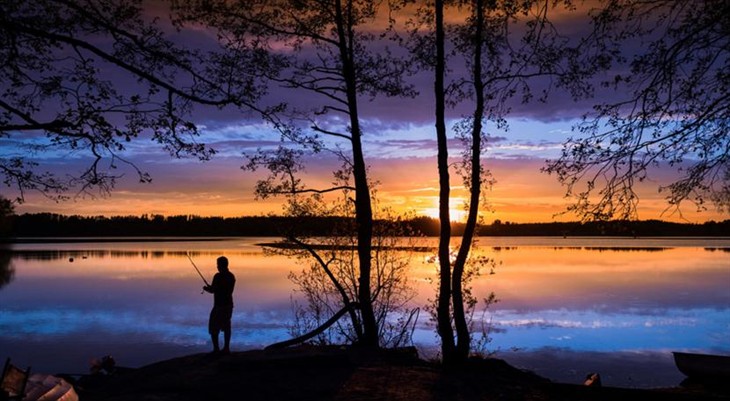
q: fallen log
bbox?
[265,303,360,350]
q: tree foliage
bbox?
[409,0,584,364]
[173,0,415,347]
[0,0,267,201]
[0,195,13,238]
[274,193,418,347]
[545,0,730,220]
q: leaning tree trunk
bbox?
[452,0,486,363]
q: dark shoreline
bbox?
[75,346,730,401]
[4,213,730,238]
[4,235,730,245]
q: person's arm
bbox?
[203,274,217,293]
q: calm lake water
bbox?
[1,236,728,388]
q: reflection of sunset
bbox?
[12,241,730,308]
[470,246,729,311]
[406,240,730,360]
[3,237,729,377]
[406,241,730,314]
[16,251,298,305]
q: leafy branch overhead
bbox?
[1,0,270,201]
[180,0,418,197]
[174,0,417,347]
[544,0,730,220]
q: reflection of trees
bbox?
[8,250,255,261]
[583,247,669,253]
[0,249,15,290]
[705,248,730,253]
[8,245,725,263]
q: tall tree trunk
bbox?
[335,0,378,347]
[434,0,456,364]
[452,0,486,361]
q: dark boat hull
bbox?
[673,352,730,379]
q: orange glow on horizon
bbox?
[419,196,469,222]
[422,207,468,222]
[15,154,728,224]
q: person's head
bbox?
[217,256,229,272]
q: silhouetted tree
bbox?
[410,0,585,364]
[0,195,13,237]
[174,0,415,347]
[271,193,418,347]
[433,0,456,364]
[545,0,730,220]
[8,211,729,236]
[1,0,268,202]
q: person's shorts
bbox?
[208,304,233,334]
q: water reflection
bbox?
[465,245,730,313]
[9,249,246,261]
[0,237,728,387]
[0,249,14,289]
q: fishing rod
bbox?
[186,252,210,291]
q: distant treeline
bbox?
[480,219,730,237]
[3,213,729,239]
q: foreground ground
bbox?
[75,345,730,401]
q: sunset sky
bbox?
[3,1,726,223]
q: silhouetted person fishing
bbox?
[201,256,236,355]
